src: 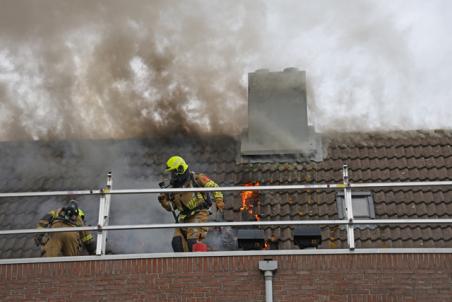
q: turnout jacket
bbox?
[36,208,95,250]
[159,172,224,221]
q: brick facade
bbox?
[1,254,451,301]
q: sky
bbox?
[0,0,451,141]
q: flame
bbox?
[240,181,261,220]
[240,181,269,250]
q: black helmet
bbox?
[64,200,79,219]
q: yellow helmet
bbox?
[165,155,188,174]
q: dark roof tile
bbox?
[280,203,291,217]
[278,240,293,250]
[404,146,416,158]
[430,227,443,241]
[444,156,452,167]
[378,169,391,181]
[415,203,428,216]
[435,167,448,180]
[426,202,438,217]
[280,227,292,241]
[406,167,420,180]
[421,227,433,240]
[368,159,380,171]
[412,190,426,204]
[441,145,452,157]
[423,191,434,203]
[388,169,401,181]
[435,156,447,168]
[436,203,449,216]
[432,191,445,204]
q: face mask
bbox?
[170,169,190,187]
[63,204,78,221]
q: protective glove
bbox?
[215,198,225,222]
[215,197,224,211]
[157,193,166,202]
[158,193,172,211]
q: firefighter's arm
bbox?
[158,193,173,212]
[197,174,224,211]
[80,230,96,255]
[34,231,45,247]
[34,210,57,246]
[76,216,96,255]
[37,210,57,228]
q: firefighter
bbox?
[34,200,96,257]
[158,155,224,252]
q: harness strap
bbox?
[176,172,212,220]
[190,172,212,207]
[179,203,209,219]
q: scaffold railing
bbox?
[0,165,452,255]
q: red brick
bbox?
[1,254,452,301]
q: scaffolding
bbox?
[0,165,451,260]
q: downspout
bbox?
[259,259,278,302]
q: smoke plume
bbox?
[0,0,263,140]
[1,0,452,141]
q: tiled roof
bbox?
[1,131,452,258]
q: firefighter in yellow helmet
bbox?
[158,155,224,252]
[34,200,96,257]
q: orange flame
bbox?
[240,181,261,221]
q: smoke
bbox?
[262,0,452,132]
[0,0,263,140]
[0,138,179,255]
[1,0,452,256]
[107,177,174,254]
[1,0,451,141]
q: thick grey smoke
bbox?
[1,0,451,141]
[0,138,177,255]
[0,0,263,140]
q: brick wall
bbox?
[1,254,451,301]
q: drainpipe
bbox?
[259,259,278,302]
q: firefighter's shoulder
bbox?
[194,172,212,185]
[75,215,85,226]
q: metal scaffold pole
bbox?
[1,165,452,257]
[96,172,112,256]
[1,181,452,198]
[343,164,355,250]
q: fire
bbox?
[240,181,261,221]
